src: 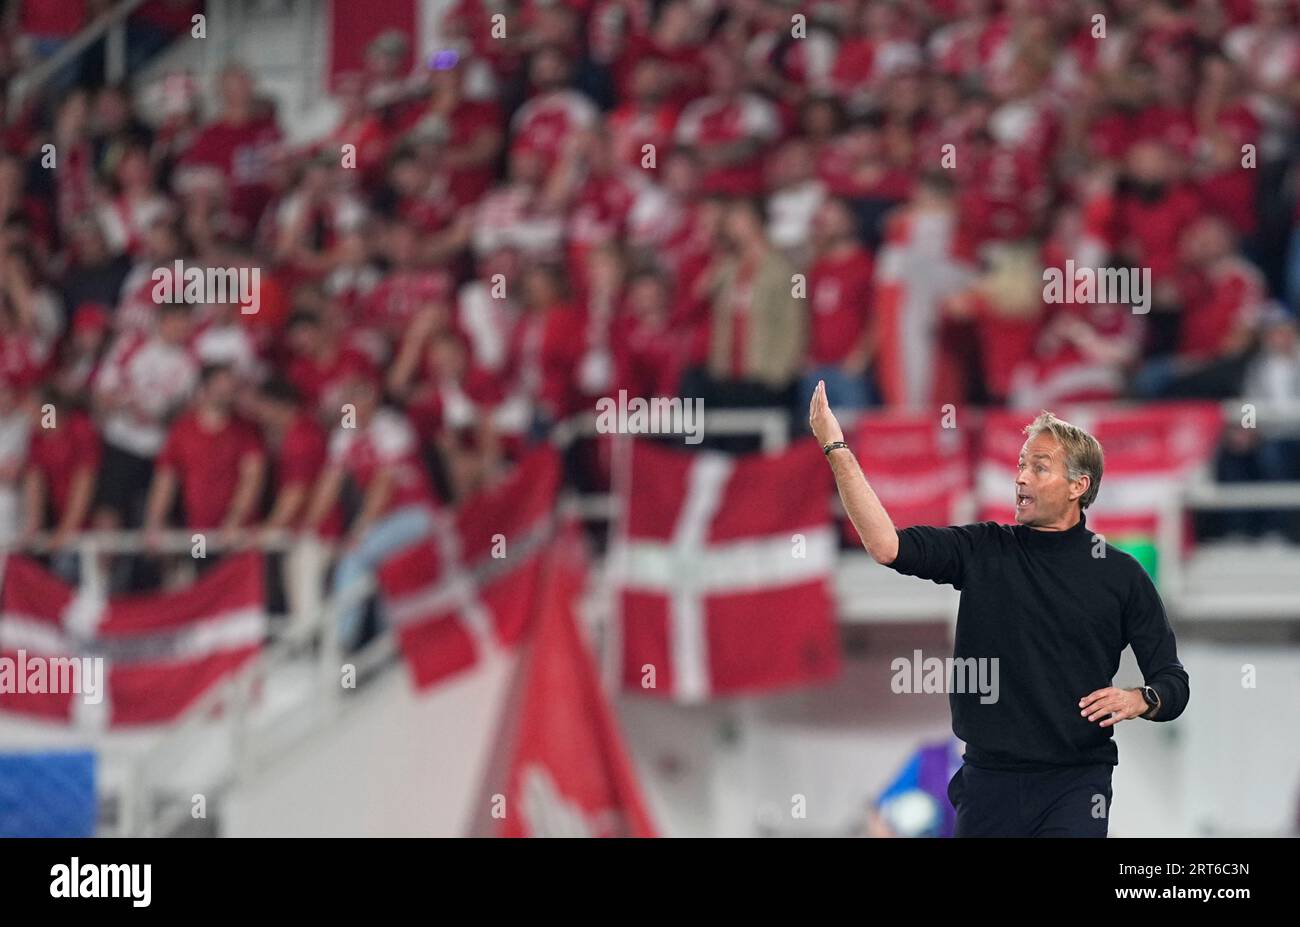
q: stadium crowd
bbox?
[0,0,1298,598]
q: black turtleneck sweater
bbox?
[886,512,1190,771]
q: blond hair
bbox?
[1023,411,1104,510]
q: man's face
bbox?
[204,371,238,410]
[1015,433,1084,526]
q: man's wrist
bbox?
[1137,685,1160,719]
[822,440,850,456]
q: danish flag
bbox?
[377,446,562,690]
[613,439,841,702]
[0,552,266,727]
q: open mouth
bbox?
[1016,492,1033,510]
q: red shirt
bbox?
[23,0,87,36]
[1178,259,1265,359]
[278,412,342,536]
[157,412,265,529]
[675,95,780,196]
[328,409,439,515]
[508,303,589,419]
[612,313,686,399]
[808,246,876,366]
[27,412,101,527]
[402,99,503,207]
[179,115,282,234]
[287,346,377,415]
[364,270,455,338]
[608,103,679,171]
[1115,185,1202,282]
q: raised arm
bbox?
[809,380,898,565]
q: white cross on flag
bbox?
[0,552,266,727]
[614,439,841,702]
[377,446,562,690]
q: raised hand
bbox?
[809,379,844,446]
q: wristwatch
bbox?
[1139,685,1161,719]
[822,441,850,456]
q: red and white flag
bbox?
[0,552,266,727]
[976,402,1223,536]
[872,207,976,409]
[493,527,657,837]
[377,446,562,690]
[614,439,841,702]
[844,412,971,544]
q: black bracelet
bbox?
[822,441,850,456]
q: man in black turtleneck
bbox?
[810,382,1190,837]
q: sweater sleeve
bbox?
[886,523,995,590]
[1122,563,1191,722]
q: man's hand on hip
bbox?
[1079,687,1149,727]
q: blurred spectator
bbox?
[144,364,266,546]
[241,378,338,537]
[1217,307,1300,539]
[174,64,282,239]
[401,55,504,209]
[92,302,198,533]
[21,389,100,581]
[765,137,827,261]
[1132,215,1265,399]
[675,50,781,197]
[510,262,586,436]
[62,215,132,312]
[510,43,599,179]
[685,197,806,413]
[284,308,377,422]
[51,302,110,399]
[302,375,440,650]
[802,197,875,413]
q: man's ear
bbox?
[1069,474,1091,503]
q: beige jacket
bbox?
[706,251,807,388]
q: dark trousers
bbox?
[947,761,1114,837]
